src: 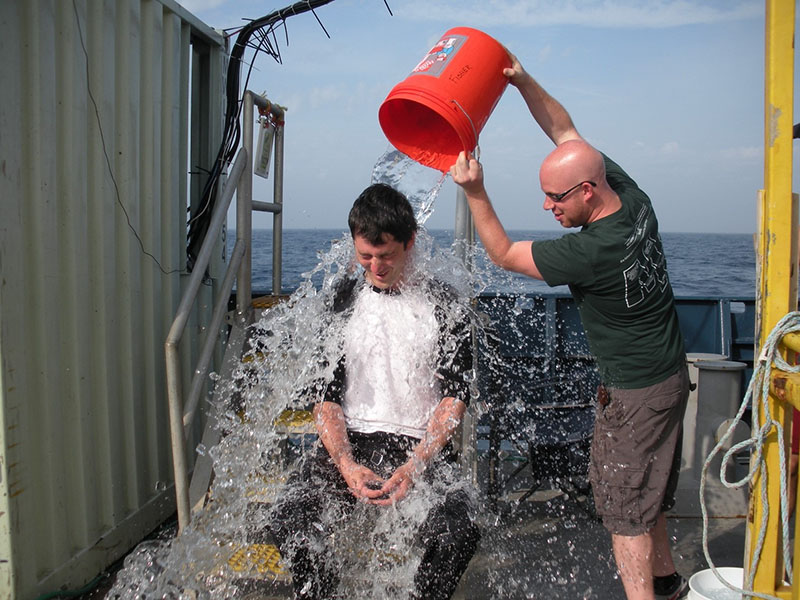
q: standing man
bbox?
[450,54,689,600]
[270,183,480,600]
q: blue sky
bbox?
[179,0,796,234]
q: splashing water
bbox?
[106,151,608,599]
[371,149,447,227]
[108,151,486,599]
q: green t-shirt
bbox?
[531,155,685,388]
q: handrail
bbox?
[181,238,246,433]
[165,90,287,532]
[165,148,248,530]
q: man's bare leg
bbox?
[612,529,654,600]
[650,514,678,578]
[612,514,677,600]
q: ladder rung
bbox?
[251,294,290,310]
[244,472,288,503]
[273,409,316,434]
[227,543,286,577]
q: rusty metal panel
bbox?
[0,1,225,597]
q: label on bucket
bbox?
[411,34,467,78]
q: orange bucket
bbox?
[378,27,511,172]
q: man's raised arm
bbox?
[504,52,581,146]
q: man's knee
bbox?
[452,518,481,556]
[413,518,480,600]
[418,494,480,553]
[268,497,313,546]
[417,497,481,590]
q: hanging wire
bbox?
[187,0,393,270]
[72,0,182,276]
[308,4,331,38]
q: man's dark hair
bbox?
[348,183,418,246]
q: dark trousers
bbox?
[269,431,480,600]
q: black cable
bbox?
[186,0,393,271]
[189,1,330,268]
[73,0,183,276]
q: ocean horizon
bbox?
[232,229,757,299]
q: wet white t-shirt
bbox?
[342,285,441,438]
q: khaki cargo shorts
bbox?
[589,366,689,536]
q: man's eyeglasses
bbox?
[546,180,596,202]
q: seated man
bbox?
[269,183,480,600]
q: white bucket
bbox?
[688,567,744,600]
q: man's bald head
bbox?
[540,139,605,189]
[538,138,621,227]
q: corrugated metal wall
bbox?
[0,1,226,597]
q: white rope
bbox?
[699,311,800,600]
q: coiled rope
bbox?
[700,311,800,599]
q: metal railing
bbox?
[165,90,285,530]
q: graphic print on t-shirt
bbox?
[621,205,669,308]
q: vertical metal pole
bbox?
[455,186,479,482]
[454,187,476,275]
[165,342,191,530]
[454,187,470,263]
[237,92,254,316]
[272,120,284,295]
[747,0,796,595]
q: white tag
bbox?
[254,119,275,179]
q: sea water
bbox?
[107,150,530,599]
[241,230,756,299]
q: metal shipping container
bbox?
[0,1,226,597]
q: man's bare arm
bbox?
[371,396,466,506]
[504,52,581,146]
[314,401,382,499]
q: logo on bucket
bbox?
[411,35,466,78]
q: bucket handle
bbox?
[451,99,480,163]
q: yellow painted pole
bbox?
[748,0,796,597]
